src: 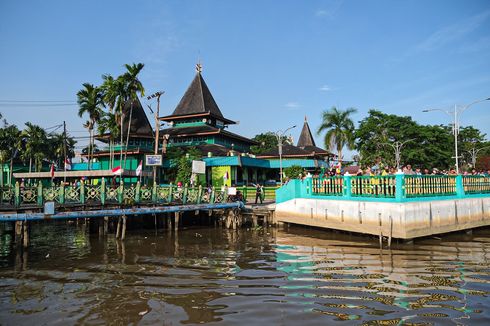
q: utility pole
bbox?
[275,125,296,185]
[63,121,67,183]
[147,91,165,183]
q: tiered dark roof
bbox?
[160,72,235,124]
[257,117,332,159]
[159,125,257,144]
[96,98,154,143]
[297,117,330,155]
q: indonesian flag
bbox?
[64,158,72,170]
[136,160,142,177]
[50,164,55,179]
[112,166,122,175]
[223,171,229,180]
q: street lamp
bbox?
[381,139,415,171]
[275,125,296,185]
[468,145,490,168]
[423,97,490,174]
[147,91,165,182]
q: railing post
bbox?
[100,178,106,205]
[59,182,65,205]
[135,181,141,203]
[304,176,312,197]
[152,181,157,203]
[168,183,173,203]
[197,185,202,204]
[183,184,188,204]
[37,181,43,207]
[456,175,465,198]
[14,181,20,208]
[343,173,352,199]
[395,172,404,202]
[80,181,85,205]
[211,186,216,203]
[117,181,124,204]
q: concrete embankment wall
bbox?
[275,197,490,239]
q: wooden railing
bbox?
[0,179,238,209]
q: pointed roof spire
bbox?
[297,116,316,148]
[170,65,226,119]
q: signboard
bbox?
[145,155,162,166]
[192,160,206,174]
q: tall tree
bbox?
[97,112,120,169]
[317,106,357,163]
[120,63,145,167]
[0,123,21,185]
[250,132,291,155]
[77,83,104,169]
[20,122,47,172]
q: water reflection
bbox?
[0,222,489,325]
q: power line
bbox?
[0,103,78,107]
[0,100,76,103]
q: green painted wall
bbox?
[212,166,231,187]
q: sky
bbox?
[1,0,490,157]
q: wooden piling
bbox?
[22,221,29,247]
[103,216,108,235]
[121,215,127,240]
[174,212,180,231]
[116,217,122,239]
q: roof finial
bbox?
[304,115,307,122]
[196,62,202,73]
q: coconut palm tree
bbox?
[20,122,47,172]
[48,132,76,168]
[0,123,21,186]
[77,83,104,170]
[97,112,120,169]
[317,106,357,164]
[120,63,145,167]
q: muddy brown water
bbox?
[0,221,490,325]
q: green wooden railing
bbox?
[0,179,242,209]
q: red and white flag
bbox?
[136,160,142,177]
[50,164,55,179]
[112,166,122,175]
[64,158,72,170]
[223,171,229,180]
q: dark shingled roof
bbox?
[257,144,314,158]
[172,72,224,118]
[159,125,257,144]
[122,98,154,137]
[297,117,316,148]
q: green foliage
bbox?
[168,147,203,184]
[317,106,357,162]
[284,165,304,179]
[250,132,290,155]
[354,110,487,170]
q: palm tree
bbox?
[77,83,104,170]
[48,132,76,168]
[120,63,145,167]
[317,106,357,164]
[20,122,47,172]
[0,124,21,186]
[97,112,120,169]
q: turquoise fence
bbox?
[0,179,241,208]
[277,174,490,203]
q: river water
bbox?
[1,222,490,325]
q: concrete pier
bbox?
[275,197,490,239]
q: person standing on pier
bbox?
[254,183,263,204]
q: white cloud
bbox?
[315,0,344,19]
[319,85,332,91]
[316,10,328,17]
[285,102,301,110]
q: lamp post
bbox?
[275,125,296,185]
[147,91,165,182]
[381,139,415,171]
[468,145,490,168]
[423,97,490,174]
